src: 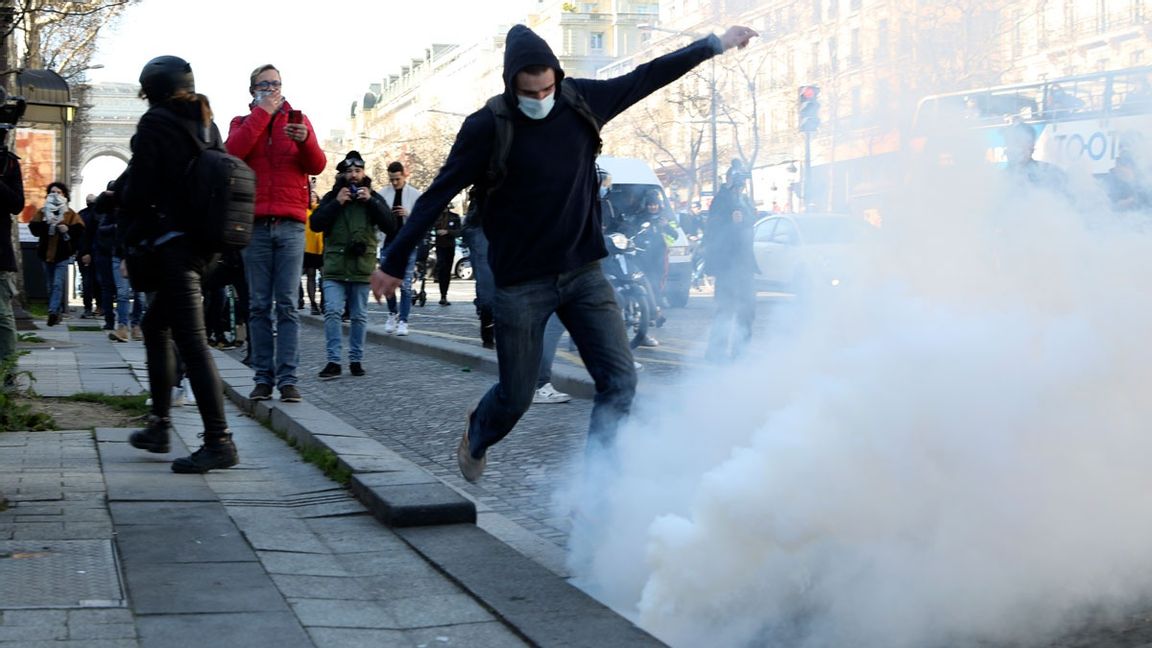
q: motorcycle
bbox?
[602,223,660,349]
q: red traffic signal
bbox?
[798,85,821,132]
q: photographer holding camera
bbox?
[308,151,396,379]
[0,121,25,382]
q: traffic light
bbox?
[798,85,821,133]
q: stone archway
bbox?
[71,82,146,192]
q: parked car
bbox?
[752,213,873,294]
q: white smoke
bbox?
[562,148,1152,647]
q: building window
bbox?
[851,86,862,117]
[850,28,861,66]
[813,0,822,23]
[829,0,838,20]
[590,32,605,50]
[850,0,861,10]
[829,36,839,73]
[811,42,820,76]
[876,19,888,62]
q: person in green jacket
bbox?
[309,151,396,379]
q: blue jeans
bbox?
[109,255,142,328]
[467,262,637,457]
[463,224,494,312]
[382,246,416,322]
[537,313,565,388]
[42,259,69,315]
[243,218,305,388]
[322,280,369,363]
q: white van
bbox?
[596,156,692,307]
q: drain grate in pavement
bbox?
[0,540,125,609]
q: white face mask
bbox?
[518,91,555,120]
[46,194,66,210]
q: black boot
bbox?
[480,309,495,349]
[129,415,172,454]
[171,433,239,474]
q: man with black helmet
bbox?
[116,55,240,473]
[226,64,327,403]
[372,22,758,483]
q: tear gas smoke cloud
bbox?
[561,126,1152,647]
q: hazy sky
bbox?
[88,0,535,136]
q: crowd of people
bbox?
[0,21,760,482]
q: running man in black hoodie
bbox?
[373,23,758,482]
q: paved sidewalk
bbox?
[0,326,663,647]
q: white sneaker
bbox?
[146,385,187,407]
[633,361,644,372]
[396,321,409,336]
[181,379,196,406]
[384,313,398,334]
[533,383,571,404]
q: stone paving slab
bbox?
[395,524,663,647]
[135,612,312,648]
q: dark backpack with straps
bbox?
[477,82,602,222]
[172,120,256,250]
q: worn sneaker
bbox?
[129,416,172,454]
[248,383,273,401]
[109,325,129,343]
[279,385,302,403]
[533,383,572,404]
[171,434,238,474]
[46,313,60,327]
[349,362,365,377]
[637,335,660,348]
[439,298,451,306]
[80,309,94,319]
[396,321,409,336]
[456,403,487,483]
[318,362,342,380]
[383,313,398,334]
[131,325,144,341]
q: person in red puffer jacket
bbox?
[226,63,326,404]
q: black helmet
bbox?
[139,55,194,103]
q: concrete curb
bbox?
[300,314,597,399]
[219,364,475,528]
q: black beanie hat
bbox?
[336,150,365,173]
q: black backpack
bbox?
[173,119,256,250]
[476,82,602,221]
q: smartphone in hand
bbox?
[288,110,303,125]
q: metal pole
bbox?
[803,130,812,212]
[710,58,718,193]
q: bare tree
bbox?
[603,68,713,203]
[9,0,137,79]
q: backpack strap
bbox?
[560,82,603,155]
[484,95,514,196]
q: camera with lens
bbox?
[0,86,27,135]
[346,240,368,257]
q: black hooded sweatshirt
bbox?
[381,24,720,287]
